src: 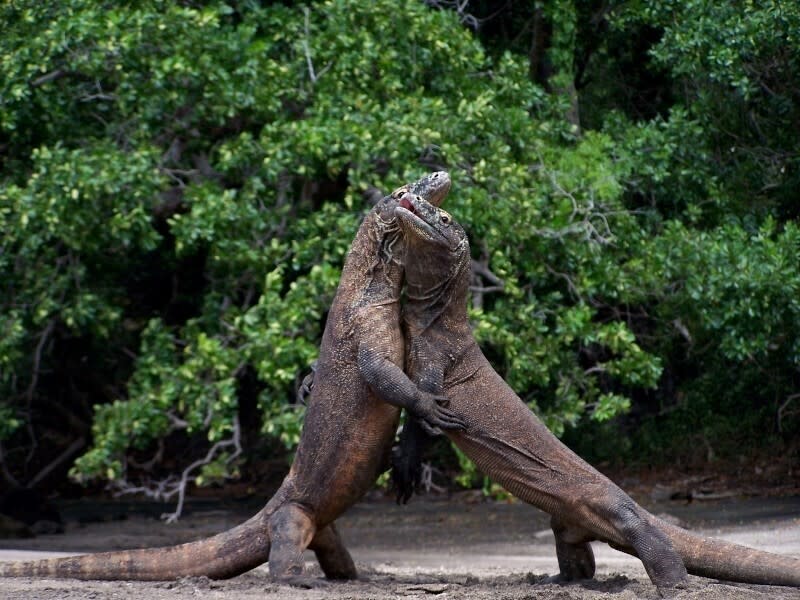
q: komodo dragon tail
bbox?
[0,500,276,580]
[655,516,800,586]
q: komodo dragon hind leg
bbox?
[546,491,687,595]
[547,517,596,582]
[308,522,357,580]
[606,501,688,597]
[268,503,355,587]
[546,510,686,597]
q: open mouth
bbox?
[395,200,448,247]
[398,195,417,215]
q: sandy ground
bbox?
[1,494,799,599]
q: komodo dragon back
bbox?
[393,193,800,594]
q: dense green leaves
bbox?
[2,0,798,497]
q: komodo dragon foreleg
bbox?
[387,191,800,596]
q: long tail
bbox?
[654,516,800,586]
[0,499,278,581]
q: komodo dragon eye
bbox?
[440,213,451,225]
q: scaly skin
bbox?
[392,192,800,595]
[0,172,463,583]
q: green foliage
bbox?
[0,405,22,441]
[2,0,799,496]
[614,0,800,211]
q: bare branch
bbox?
[672,319,693,346]
[533,162,621,245]
[470,250,504,309]
[545,264,583,302]
[30,69,69,87]
[419,462,447,494]
[109,416,243,523]
[80,79,116,102]
[470,258,504,287]
[469,285,505,294]
[583,365,607,376]
[28,436,86,488]
[127,438,165,472]
[166,411,189,430]
[423,0,480,30]
[112,475,180,503]
[161,416,242,523]
[778,393,800,433]
[110,416,244,521]
[22,320,56,472]
[80,81,115,103]
[26,320,55,403]
[302,7,333,85]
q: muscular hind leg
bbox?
[267,503,317,584]
[308,522,358,580]
[548,517,596,582]
[606,500,688,595]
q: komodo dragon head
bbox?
[395,192,468,254]
[393,191,471,304]
[368,171,451,234]
[370,171,452,266]
[391,170,451,208]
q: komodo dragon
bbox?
[389,191,800,596]
[0,172,464,584]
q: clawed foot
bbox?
[539,572,687,598]
[414,392,466,431]
[295,360,318,405]
[539,573,587,585]
[392,397,462,505]
[656,580,690,599]
[273,575,329,589]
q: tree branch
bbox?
[28,436,86,488]
[778,393,800,433]
[22,320,56,473]
[302,7,333,84]
[545,264,583,302]
[470,247,505,309]
[423,0,480,29]
[30,69,69,87]
[161,416,242,523]
[110,416,243,522]
[26,320,55,404]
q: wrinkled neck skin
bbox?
[338,196,404,309]
[402,239,471,335]
[343,172,451,308]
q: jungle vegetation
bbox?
[1,0,798,505]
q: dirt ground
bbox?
[1,493,799,600]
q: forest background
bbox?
[1,0,799,510]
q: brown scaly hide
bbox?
[0,172,451,582]
[395,195,800,594]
